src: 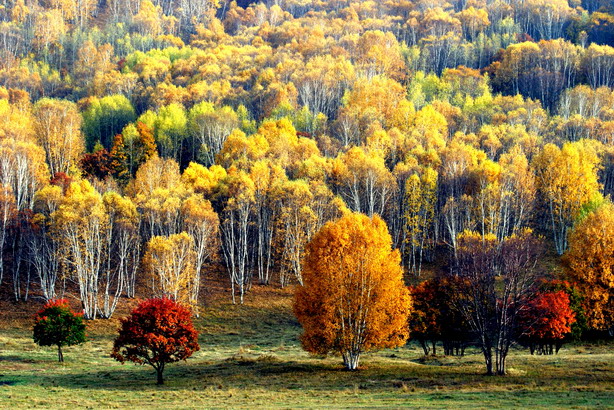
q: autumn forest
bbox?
[0,0,613,405]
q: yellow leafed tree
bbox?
[32,98,84,177]
[53,179,109,319]
[181,195,219,314]
[404,167,437,275]
[143,232,198,310]
[565,201,614,331]
[533,141,602,254]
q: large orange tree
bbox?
[293,212,411,370]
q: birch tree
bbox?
[294,212,411,370]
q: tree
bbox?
[103,192,140,306]
[152,103,188,160]
[564,200,614,332]
[73,41,115,94]
[219,169,255,304]
[408,279,443,356]
[122,122,158,176]
[0,138,49,212]
[248,160,286,286]
[80,147,112,180]
[408,277,473,357]
[337,76,406,141]
[533,141,602,255]
[32,99,84,177]
[275,179,316,287]
[33,299,87,362]
[517,291,576,355]
[291,55,355,119]
[418,7,462,74]
[331,147,395,217]
[356,30,406,80]
[111,298,199,385]
[30,185,63,302]
[521,0,573,40]
[581,44,614,89]
[0,185,16,285]
[404,167,437,275]
[133,0,164,38]
[130,156,186,240]
[458,7,490,41]
[445,229,544,375]
[490,40,580,110]
[109,133,130,184]
[541,280,588,341]
[293,212,411,370]
[177,0,218,32]
[181,195,219,312]
[52,179,110,319]
[32,10,66,52]
[143,232,198,310]
[586,12,614,46]
[81,95,136,151]
[187,102,238,166]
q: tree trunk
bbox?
[495,339,509,375]
[57,345,64,362]
[156,366,164,385]
[482,346,493,375]
[343,352,360,371]
[420,340,429,356]
[495,349,507,375]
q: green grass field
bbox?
[1,284,612,408]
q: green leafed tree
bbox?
[33,299,87,362]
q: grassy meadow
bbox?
[1,282,612,408]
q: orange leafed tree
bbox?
[293,212,411,370]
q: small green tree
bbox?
[33,299,87,362]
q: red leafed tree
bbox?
[518,291,576,355]
[80,149,112,180]
[111,298,199,385]
[408,278,473,357]
[49,172,73,192]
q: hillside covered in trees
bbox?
[0,0,613,395]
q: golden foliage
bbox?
[294,212,411,370]
[565,201,614,330]
[143,232,198,310]
[533,140,602,254]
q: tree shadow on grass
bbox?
[0,355,38,363]
[4,340,613,396]
[11,356,609,409]
[9,352,607,394]
[5,357,334,391]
